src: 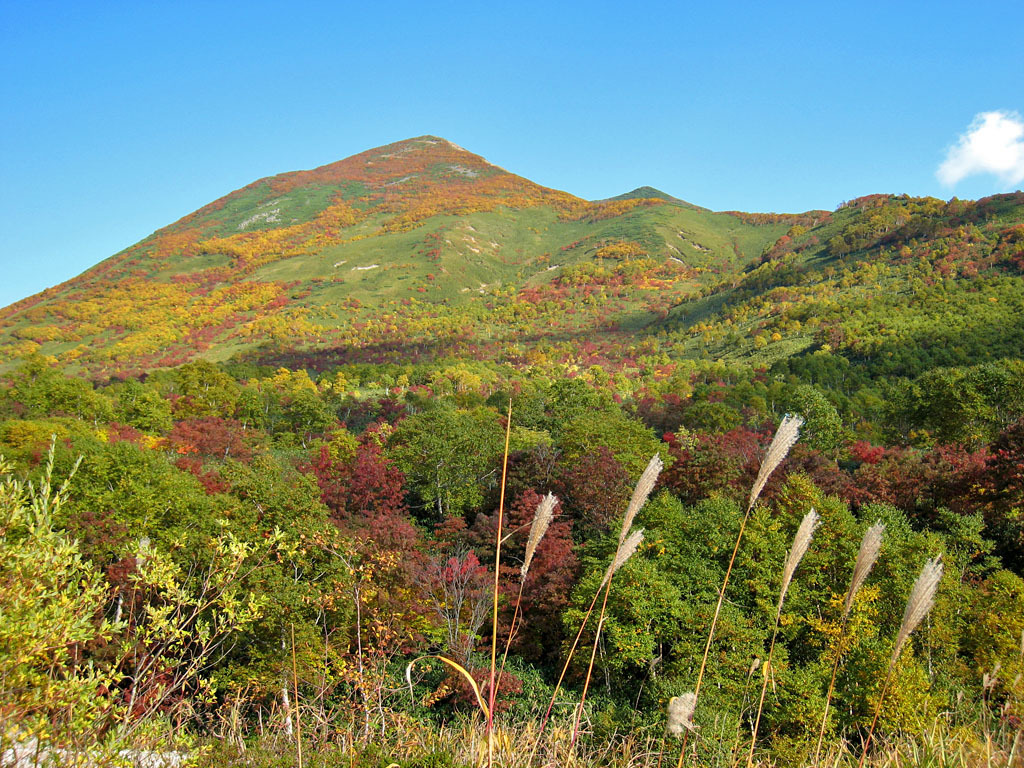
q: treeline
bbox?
[1,356,1023,765]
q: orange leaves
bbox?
[558,197,663,222]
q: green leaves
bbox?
[0,451,118,746]
[390,407,505,521]
[887,360,1024,447]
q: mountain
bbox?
[0,137,800,374]
[2,137,1023,384]
[606,186,703,210]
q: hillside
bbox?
[667,193,1024,372]
[2,138,1023,394]
[0,136,799,375]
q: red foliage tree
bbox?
[633,393,687,435]
[661,427,767,505]
[174,456,230,495]
[975,419,1024,570]
[465,490,580,664]
[508,490,579,663]
[784,443,856,501]
[554,447,630,538]
[847,442,986,523]
[166,417,252,461]
[106,421,144,445]
[420,550,491,664]
[302,436,415,550]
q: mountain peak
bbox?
[262,135,503,194]
[364,135,475,164]
[147,135,548,245]
[604,186,707,211]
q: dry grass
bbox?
[601,527,645,588]
[844,521,885,618]
[521,492,556,578]
[539,454,661,749]
[748,414,804,512]
[201,713,1022,767]
[621,454,663,543]
[575,454,662,743]
[815,521,886,764]
[892,556,944,667]
[667,694,697,737]
[858,556,946,768]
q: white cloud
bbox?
[937,110,1024,187]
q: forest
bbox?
[2,349,1023,767]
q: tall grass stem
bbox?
[496,493,556,703]
[747,509,818,767]
[814,521,885,765]
[678,414,803,768]
[572,529,644,744]
[291,623,302,768]
[857,556,943,768]
[486,399,513,768]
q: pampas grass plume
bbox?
[843,521,884,617]
[620,454,663,544]
[748,414,804,511]
[521,492,556,578]
[667,693,696,736]
[777,508,819,613]
[749,508,819,766]
[891,556,943,666]
[814,520,886,764]
[857,556,944,768]
[602,528,644,587]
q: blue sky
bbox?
[2,0,1023,308]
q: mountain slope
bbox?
[0,137,794,374]
[5,139,1022,386]
[662,192,1024,377]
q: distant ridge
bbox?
[604,186,707,212]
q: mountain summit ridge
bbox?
[158,135,575,241]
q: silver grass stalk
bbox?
[983,661,1001,692]
[890,556,943,666]
[857,556,945,768]
[683,416,805,768]
[748,414,804,511]
[814,520,885,764]
[667,693,697,735]
[749,508,819,767]
[776,508,819,614]
[620,454,663,544]
[521,492,557,578]
[573,526,646,746]
[843,521,885,617]
[601,528,644,588]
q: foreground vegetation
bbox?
[2,353,1023,766]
